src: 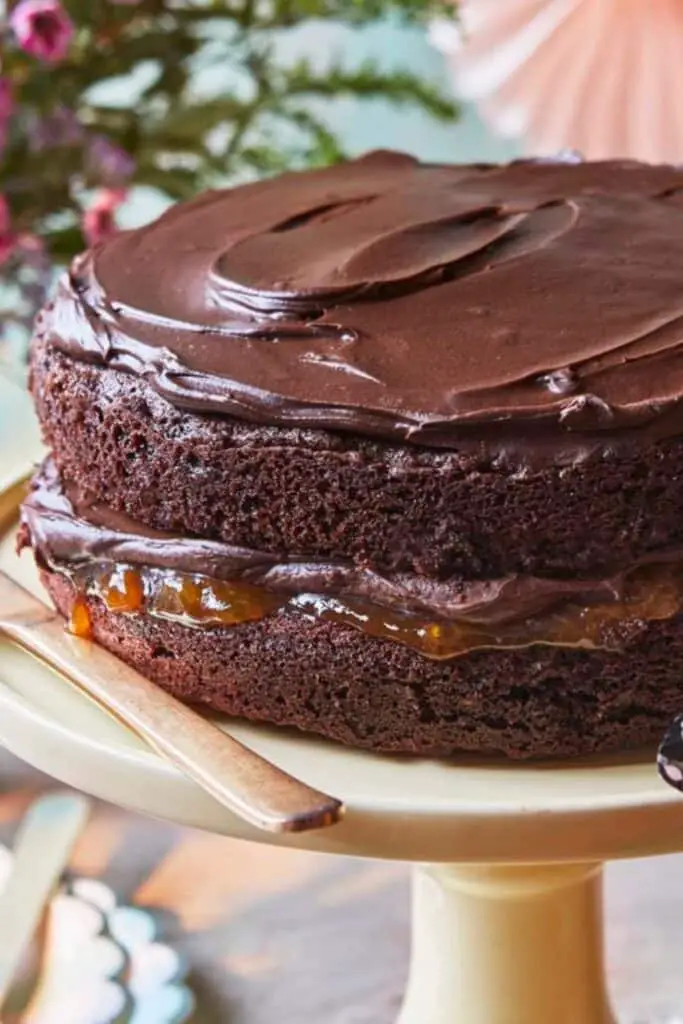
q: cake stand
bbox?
[3,464,683,1024]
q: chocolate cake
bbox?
[20,150,683,759]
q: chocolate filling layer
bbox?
[20,462,683,658]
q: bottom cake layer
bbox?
[42,568,683,760]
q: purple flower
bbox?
[86,135,135,186]
[29,105,83,151]
[10,0,74,64]
[82,189,126,247]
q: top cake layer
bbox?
[45,150,683,452]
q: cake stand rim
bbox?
[1,668,683,864]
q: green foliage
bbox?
[0,0,459,343]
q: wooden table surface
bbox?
[1,749,683,1023]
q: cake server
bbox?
[0,569,344,834]
[0,791,90,1013]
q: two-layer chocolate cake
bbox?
[19,150,683,758]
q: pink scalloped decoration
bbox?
[431,0,683,162]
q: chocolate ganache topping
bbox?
[42,150,683,448]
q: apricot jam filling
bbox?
[68,596,93,639]
[56,558,683,659]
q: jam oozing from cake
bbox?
[68,596,92,638]
[58,559,683,660]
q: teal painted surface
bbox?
[278,20,518,164]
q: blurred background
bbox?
[5,0,681,372]
[1,0,518,370]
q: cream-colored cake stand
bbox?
[3,453,683,1023]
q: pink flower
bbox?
[0,236,15,264]
[10,0,74,65]
[0,195,16,265]
[16,232,45,257]
[0,79,14,121]
[82,189,126,247]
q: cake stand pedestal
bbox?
[400,862,612,1024]
[1,475,681,1024]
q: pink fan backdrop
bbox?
[432,0,683,163]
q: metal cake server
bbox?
[0,569,344,834]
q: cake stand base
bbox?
[400,862,614,1024]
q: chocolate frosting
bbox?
[22,460,678,627]
[41,150,683,452]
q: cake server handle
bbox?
[0,571,344,834]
